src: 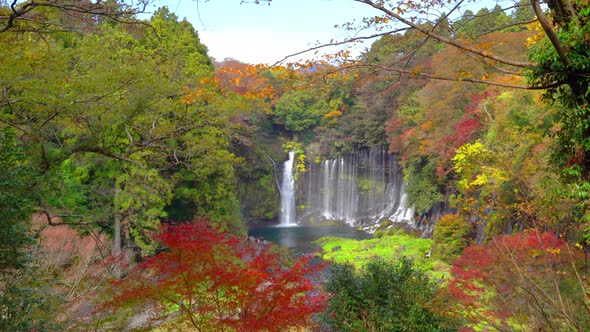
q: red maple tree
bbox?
[102,219,327,331]
[448,229,587,330]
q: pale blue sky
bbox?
[149,0,499,65]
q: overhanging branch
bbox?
[268,27,410,68]
[355,0,537,69]
[531,0,570,67]
[1,0,151,33]
[336,63,558,90]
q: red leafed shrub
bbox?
[453,118,481,147]
[448,229,588,330]
[386,117,406,154]
[102,219,327,331]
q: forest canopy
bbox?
[1,0,590,330]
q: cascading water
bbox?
[297,147,414,227]
[279,150,297,227]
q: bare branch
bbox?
[1,0,152,33]
[268,28,410,68]
[355,0,537,68]
[397,0,464,78]
[0,116,27,132]
[340,63,558,90]
[475,18,538,38]
[0,99,20,108]
[39,207,108,226]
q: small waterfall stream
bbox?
[279,150,297,227]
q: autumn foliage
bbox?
[448,230,589,330]
[102,219,327,331]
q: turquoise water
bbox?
[247,223,371,254]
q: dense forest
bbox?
[1,0,590,331]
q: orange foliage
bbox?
[215,60,276,100]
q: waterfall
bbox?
[279,150,297,227]
[297,147,414,227]
[267,154,282,195]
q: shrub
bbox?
[432,214,471,263]
[323,257,462,331]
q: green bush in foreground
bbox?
[323,257,462,332]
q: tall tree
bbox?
[0,7,243,254]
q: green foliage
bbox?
[170,162,244,234]
[366,23,444,63]
[405,159,444,213]
[46,156,116,228]
[0,8,245,253]
[315,233,442,274]
[511,0,536,26]
[274,90,329,132]
[0,128,37,271]
[237,170,278,221]
[453,6,511,39]
[0,271,60,332]
[342,100,389,148]
[0,128,60,332]
[432,214,471,263]
[526,2,590,242]
[324,257,462,331]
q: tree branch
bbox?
[39,207,108,226]
[355,0,537,68]
[268,27,410,68]
[531,0,570,67]
[1,0,152,33]
[338,63,558,90]
[70,145,142,166]
[476,19,538,38]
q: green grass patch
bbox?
[314,232,450,279]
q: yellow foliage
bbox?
[529,249,543,258]
[323,110,342,119]
[525,21,544,47]
[453,141,509,190]
[453,141,486,173]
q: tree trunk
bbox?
[112,185,122,279]
[114,208,121,255]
